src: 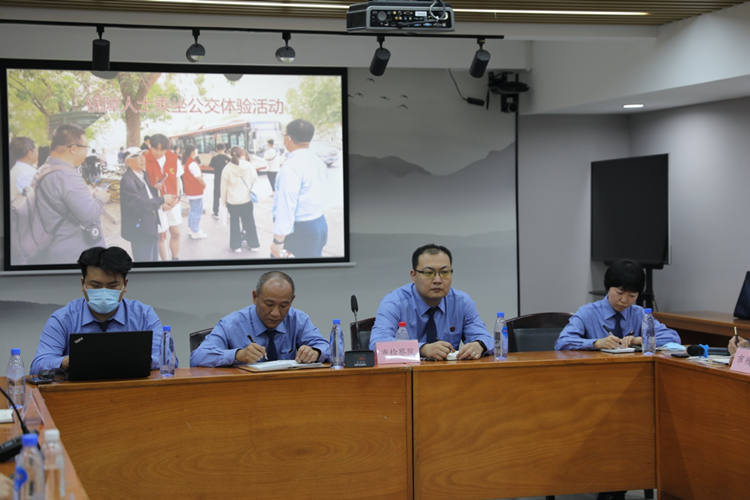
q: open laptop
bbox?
[67,331,154,381]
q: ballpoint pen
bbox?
[601,325,625,348]
[734,326,739,345]
[247,334,268,361]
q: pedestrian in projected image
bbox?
[221,146,260,253]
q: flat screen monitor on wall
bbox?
[2,60,348,272]
[591,154,669,268]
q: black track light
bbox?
[275,31,296,63]
[369,35,390,77]
[186,29,206,63]
[92,26,110,72]
[469,38,490,79]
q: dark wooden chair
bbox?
[506,312,573,353]
[349,317,375,350]
[189,328,213,352]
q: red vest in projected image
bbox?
[145,149,179,196]
[182,157,205,196]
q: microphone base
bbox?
[344,350,375,368]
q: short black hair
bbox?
[604,259,645,294]
[267,139,274,146]
[78,246,133,280]
[144,135,151,142]
[9,136,35,165]
[216,143,226,151]
[412,244,453,271]
[38,146,50,166]
[51,123,86,150]
[149,134,170,150]
[256,271,295,296]
[286,119,315,144]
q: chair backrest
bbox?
[506,312,573,353]
[349,317,375,350]
[189,328,213,353]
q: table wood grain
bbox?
[40,365,412,500]
[656,356,750,500]
[412,353,657,500]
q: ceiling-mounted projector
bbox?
[347,1,455,32]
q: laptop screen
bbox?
[67,331,154,381]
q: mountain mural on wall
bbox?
[349,143,516,236]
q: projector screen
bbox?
[2,60,348,272]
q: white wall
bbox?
[630,96,750,313]
[525,2,750,114]
[517,114,630,314]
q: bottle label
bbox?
[14,466,28,491]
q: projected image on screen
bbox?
[3,63,346,270]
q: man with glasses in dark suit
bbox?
[369,244,492,360]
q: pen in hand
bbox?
[247,334,268,361]
[601,325,625,348]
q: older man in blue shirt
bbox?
[555,259,680,351]
[369,244,493,361]
[270,119,328,259]
[30,246,167,374]
[191,271,329,367]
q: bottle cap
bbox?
[163,326,171,332]
[44,429,60,442]
[644,308,653,314]
[10,348,20,355]
[22,433,38,447]
[398,322,406,327]
[333,319,341,324]
[497,312,504,318]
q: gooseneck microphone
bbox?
[0,385,36,462]
[351,295,360,350]
[686,344,731,357]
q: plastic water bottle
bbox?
[395,322,409,341]
[330,319,344,370]
[494,313,508,361]
[43,429,66,500]
[160,326,176,377]
[6,348,26,410]
[14,433,45,500]
[642,308,656,356]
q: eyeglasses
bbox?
[415,269,453,279]
[68,144,90,150]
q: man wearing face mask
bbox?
[30,246,171,374]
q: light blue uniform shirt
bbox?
[30,297,168,374]
[190,305,330,367]
[368,283,493,353]
[554,297,681,350]
[272,148,327,236]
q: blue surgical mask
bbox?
[85,288,123,314]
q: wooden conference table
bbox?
[34,352,749,500]
[654,310,750,345]
[0,388,89,499]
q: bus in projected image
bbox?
[169,118,284,172]
[2,61,348,271]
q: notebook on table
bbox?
[238,360,324,372]
[67,331,154,381]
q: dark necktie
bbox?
[265,329,278,361]
[424,307,438,344]
[99,320,112,332]
[613,312,623,339]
